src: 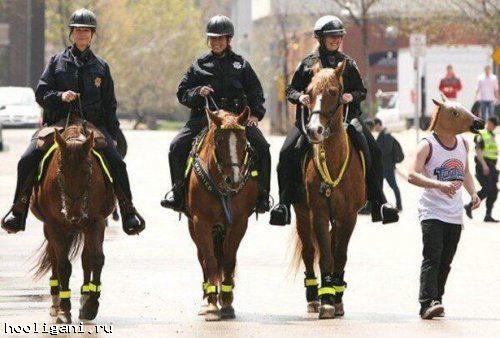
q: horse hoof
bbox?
[334,302,345,316]
[198,304,208,316]
[319,304,336,319]
[56,311,72,324]
[307,301,320,313]
[205,310,221,322]
[220,306,236,319]
[49,305,59,317]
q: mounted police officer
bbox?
[270,15,399,225]
[1,9,145,235]
[161,15,271,213]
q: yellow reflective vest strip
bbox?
[479,130,498,160]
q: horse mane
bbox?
[307,68,338,94]
[428,105,440,131]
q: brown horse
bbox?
[32,121,115,323]
[186,107,258,321]
[292,61,367,319]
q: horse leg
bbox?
[220,219,247,319]
[193,218,220,321]
[312,210,335,319]
[189,219,209,316]
[295,204,320,313]
[79,244,91,317]
[48,243,60,317]
[79,219,106,321]
[47,226,72,324]
[331,213,356,317]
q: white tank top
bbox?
[418,133,467,225]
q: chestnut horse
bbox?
[32,121,115,323]
[186,107,258,321]
[292,61,367,319]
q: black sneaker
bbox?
[256,193,271,214]
[270,204,290,226]
[484,215,499,223]
[464,203,472,219]
[420,300,444,319]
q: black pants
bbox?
[475,160,498,216]
[419,219,462,307]
[13,127,133,203]
[276,119,386,205]
[168,117,271,193]
[383,168,402,209]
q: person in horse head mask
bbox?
[1,8,145,235]
[270,15,399,225]
[161,15,271,214]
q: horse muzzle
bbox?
[470,119,485,133]
[306,126,325,144]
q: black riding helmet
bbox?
[69,8,97,29]
[206,15,234,37]
[314,15,346,38]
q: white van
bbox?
[0,86,42,127]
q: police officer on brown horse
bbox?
[1,9,145,235]
[161,15,271,214]
[270,15,399,225]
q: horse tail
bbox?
[33,232,84,281]
[213,224,226,283]
[289,208,319,277]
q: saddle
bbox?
[35,119,108,151]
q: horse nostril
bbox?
[225,176,232,185]
[317,126,324,135]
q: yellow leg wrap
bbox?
[49,279,59,287]
[318,287,336,296]
[205,284,218,295]
[221,284,233,293]
[81,284,90,293]
[304,278,318,287]
[59,290,71,299]
[333,285,346,293]
[88,282,101,292]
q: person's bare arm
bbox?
[463,141,481,209]
[408,141,460,198]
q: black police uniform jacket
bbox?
[35,46,120,139]
[286,48,367,123]
[177,51,266,120]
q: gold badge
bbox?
[94,77,102,88]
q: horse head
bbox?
[54,126,94,224]
[305,60,346,143]
[205,107,250,191]
[429,95,485,135]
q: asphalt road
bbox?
[0,128,499,338]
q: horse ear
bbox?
[312,62,322,75]
[205,107,222,127]
[54,129,66,150]
[83,131,94,153]
[432,98,443,108]
[237,106,250,126]
[440,93,447,102]
[335,60,347,79]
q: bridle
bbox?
[301,79,345,143]
[56,130,93,223]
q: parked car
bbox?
[0,86,42,128]
[375,90,406,132]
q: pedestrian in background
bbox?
[373,118,403,211]
[465,116,499,222]
[439,65,462,100]
[476,65,498,120]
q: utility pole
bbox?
[26,0,32,87]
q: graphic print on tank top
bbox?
[433,158,464,182]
